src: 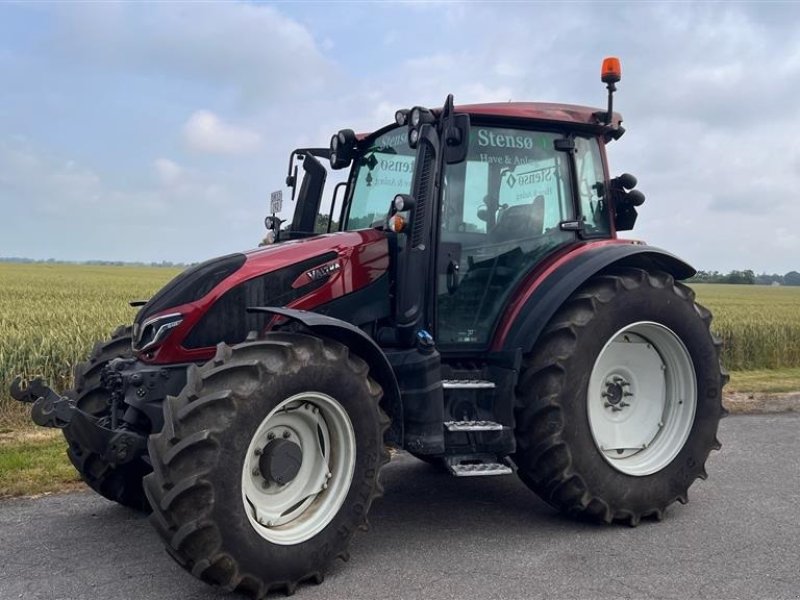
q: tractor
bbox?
[12,57,726,597]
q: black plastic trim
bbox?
[136,253,246,324]
[502,244,695,353]
[314,273,390,326]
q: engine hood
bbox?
[135,228,389,363]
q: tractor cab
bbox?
[269,94,640,353]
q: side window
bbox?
[575,137,610,236]
[345,128,414,230]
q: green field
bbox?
[689,283,800,371]
[0,263,180,428]
[0,264,798,430]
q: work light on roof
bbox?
[395,109,409,126]
[410,106,433,128]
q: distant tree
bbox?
[724,270,755,285]
[785,271,800,286]
[315,213,339,234]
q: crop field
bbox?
[0,263,180,428]
[0,264,798,430]
[690,283,800,371]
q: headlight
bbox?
[410,106,433,128]
[134,312,184,352]
[408,127,420,148]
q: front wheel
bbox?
[144,333,389,597]
[513,268,726,526]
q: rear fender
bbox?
[496,243,695,354]
[248,307,403,445]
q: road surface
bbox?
[1,414,798,599]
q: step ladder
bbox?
[444,455,513,477]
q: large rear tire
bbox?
[64,325,151,511]
[513,268,727,525]
[144,333,390,597]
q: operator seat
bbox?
[489,195,545,244]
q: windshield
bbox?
[344,127,415,230]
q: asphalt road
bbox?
[1,414,799,600]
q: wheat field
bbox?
[689,283,800,371]
[0,263,798,428]
[0,263,179,428]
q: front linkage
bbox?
[11,369,147,466]
[10,358,188,467]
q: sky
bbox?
[1,1,798,273]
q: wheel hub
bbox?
[259,438,303,485]
[602,376,632,411]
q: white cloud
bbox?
[52,3,334,107]
[183,110,262,155]
[154,158,183,186]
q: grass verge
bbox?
[726,368,800,393]
[0,429,80,499]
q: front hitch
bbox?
[9,376,146,465]
[10,376,74,428]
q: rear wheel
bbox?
[64,325,151,511]
[144,333,389,597]
[513,268,727,525]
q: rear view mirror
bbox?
[444,114,470,164]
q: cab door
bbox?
[435,126,578,347]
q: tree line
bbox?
[687,270,800,286]
[0,257,191,268]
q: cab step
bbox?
[445,420,504,432]
[442,379,496,390]
[445,455,513,477]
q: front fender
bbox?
[495,242,695,354]
[247,306,403,445]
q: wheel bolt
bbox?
[252,468,260,477]
[254,448,262,456]
[261,481,269,489]
[267,432,275,440]
[322,483,328,490]
[282,430,290,439]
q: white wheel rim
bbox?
[587,322,697,477]
[241,392,356,545]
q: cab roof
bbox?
[454,102,622,128]
[357,102,623,142]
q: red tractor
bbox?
[13,58,725,597]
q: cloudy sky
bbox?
[1,2,798,273]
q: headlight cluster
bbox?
[399,106,434,149]
[133,312,184,352]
